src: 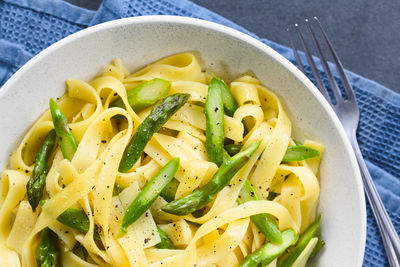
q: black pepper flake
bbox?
[25,170,29,173]
[214,107,219,112]
[114,93,118,96]
[144,238,150,244]
[101,140,107,143]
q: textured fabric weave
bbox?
[0,0,399,266]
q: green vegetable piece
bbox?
[238,180,282,244]
[240,229,298,267]
[205,77,225,166]
[72,243,89,261]
[26,130,56,211]
[277,215,321,267]
[120,158,180,235]
[112,183,124,196]
[119,94,189,172]
[36,227,59,267]
[213,76,238,116]
[222,149,231,162]
[49,98,78,161]
[293,139,302,146]
[224,143,243,156]
[155,226,174,249]
[162,141,261,215]
[310,239,325,258]
[110,78,171,112]
[282,145,320,162]
[160,178,179,202]
[191,208,205,218]
[56,208,101,241]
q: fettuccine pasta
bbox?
[0,53,324,267]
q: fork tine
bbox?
[294,24,330,101]
[314,17,355,102]
[287,28,306,74]
[305,19,342,104]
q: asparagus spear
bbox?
[112,183,124,196]
[240,229,298,267]
[72,243,89,261]
[222,149,231,162]
[205,77,225,166]
[49,98,77,161]
[282,145,320,162]
[119,94,189,173]
[155,226,174,249]
[238,180,282,244]
[120,158,180,235]
[225,144,320,162]
[212,76,238,116]
[110,78,171,112]
[56,208,101,241]
[26,130,56,211]
[160,178,179,202]
[224,143,243,156]
[309,239,325,258]
[277,215,321,267]
[162,141,261,215]
[36,227,59,267]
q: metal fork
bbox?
[287,17,400,266]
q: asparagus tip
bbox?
[118,227,127,238]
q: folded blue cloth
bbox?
[0,0,399,265]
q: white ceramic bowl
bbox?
[0,16,365,266]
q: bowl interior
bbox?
[0,16,365,266]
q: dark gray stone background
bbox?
[67,0,400,93]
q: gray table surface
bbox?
[66,0,400,93]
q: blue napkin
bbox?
[0,0,399,265]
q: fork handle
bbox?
[349,132,400,266]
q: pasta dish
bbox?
[0,53,324,267]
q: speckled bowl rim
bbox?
[0,15,366,265]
